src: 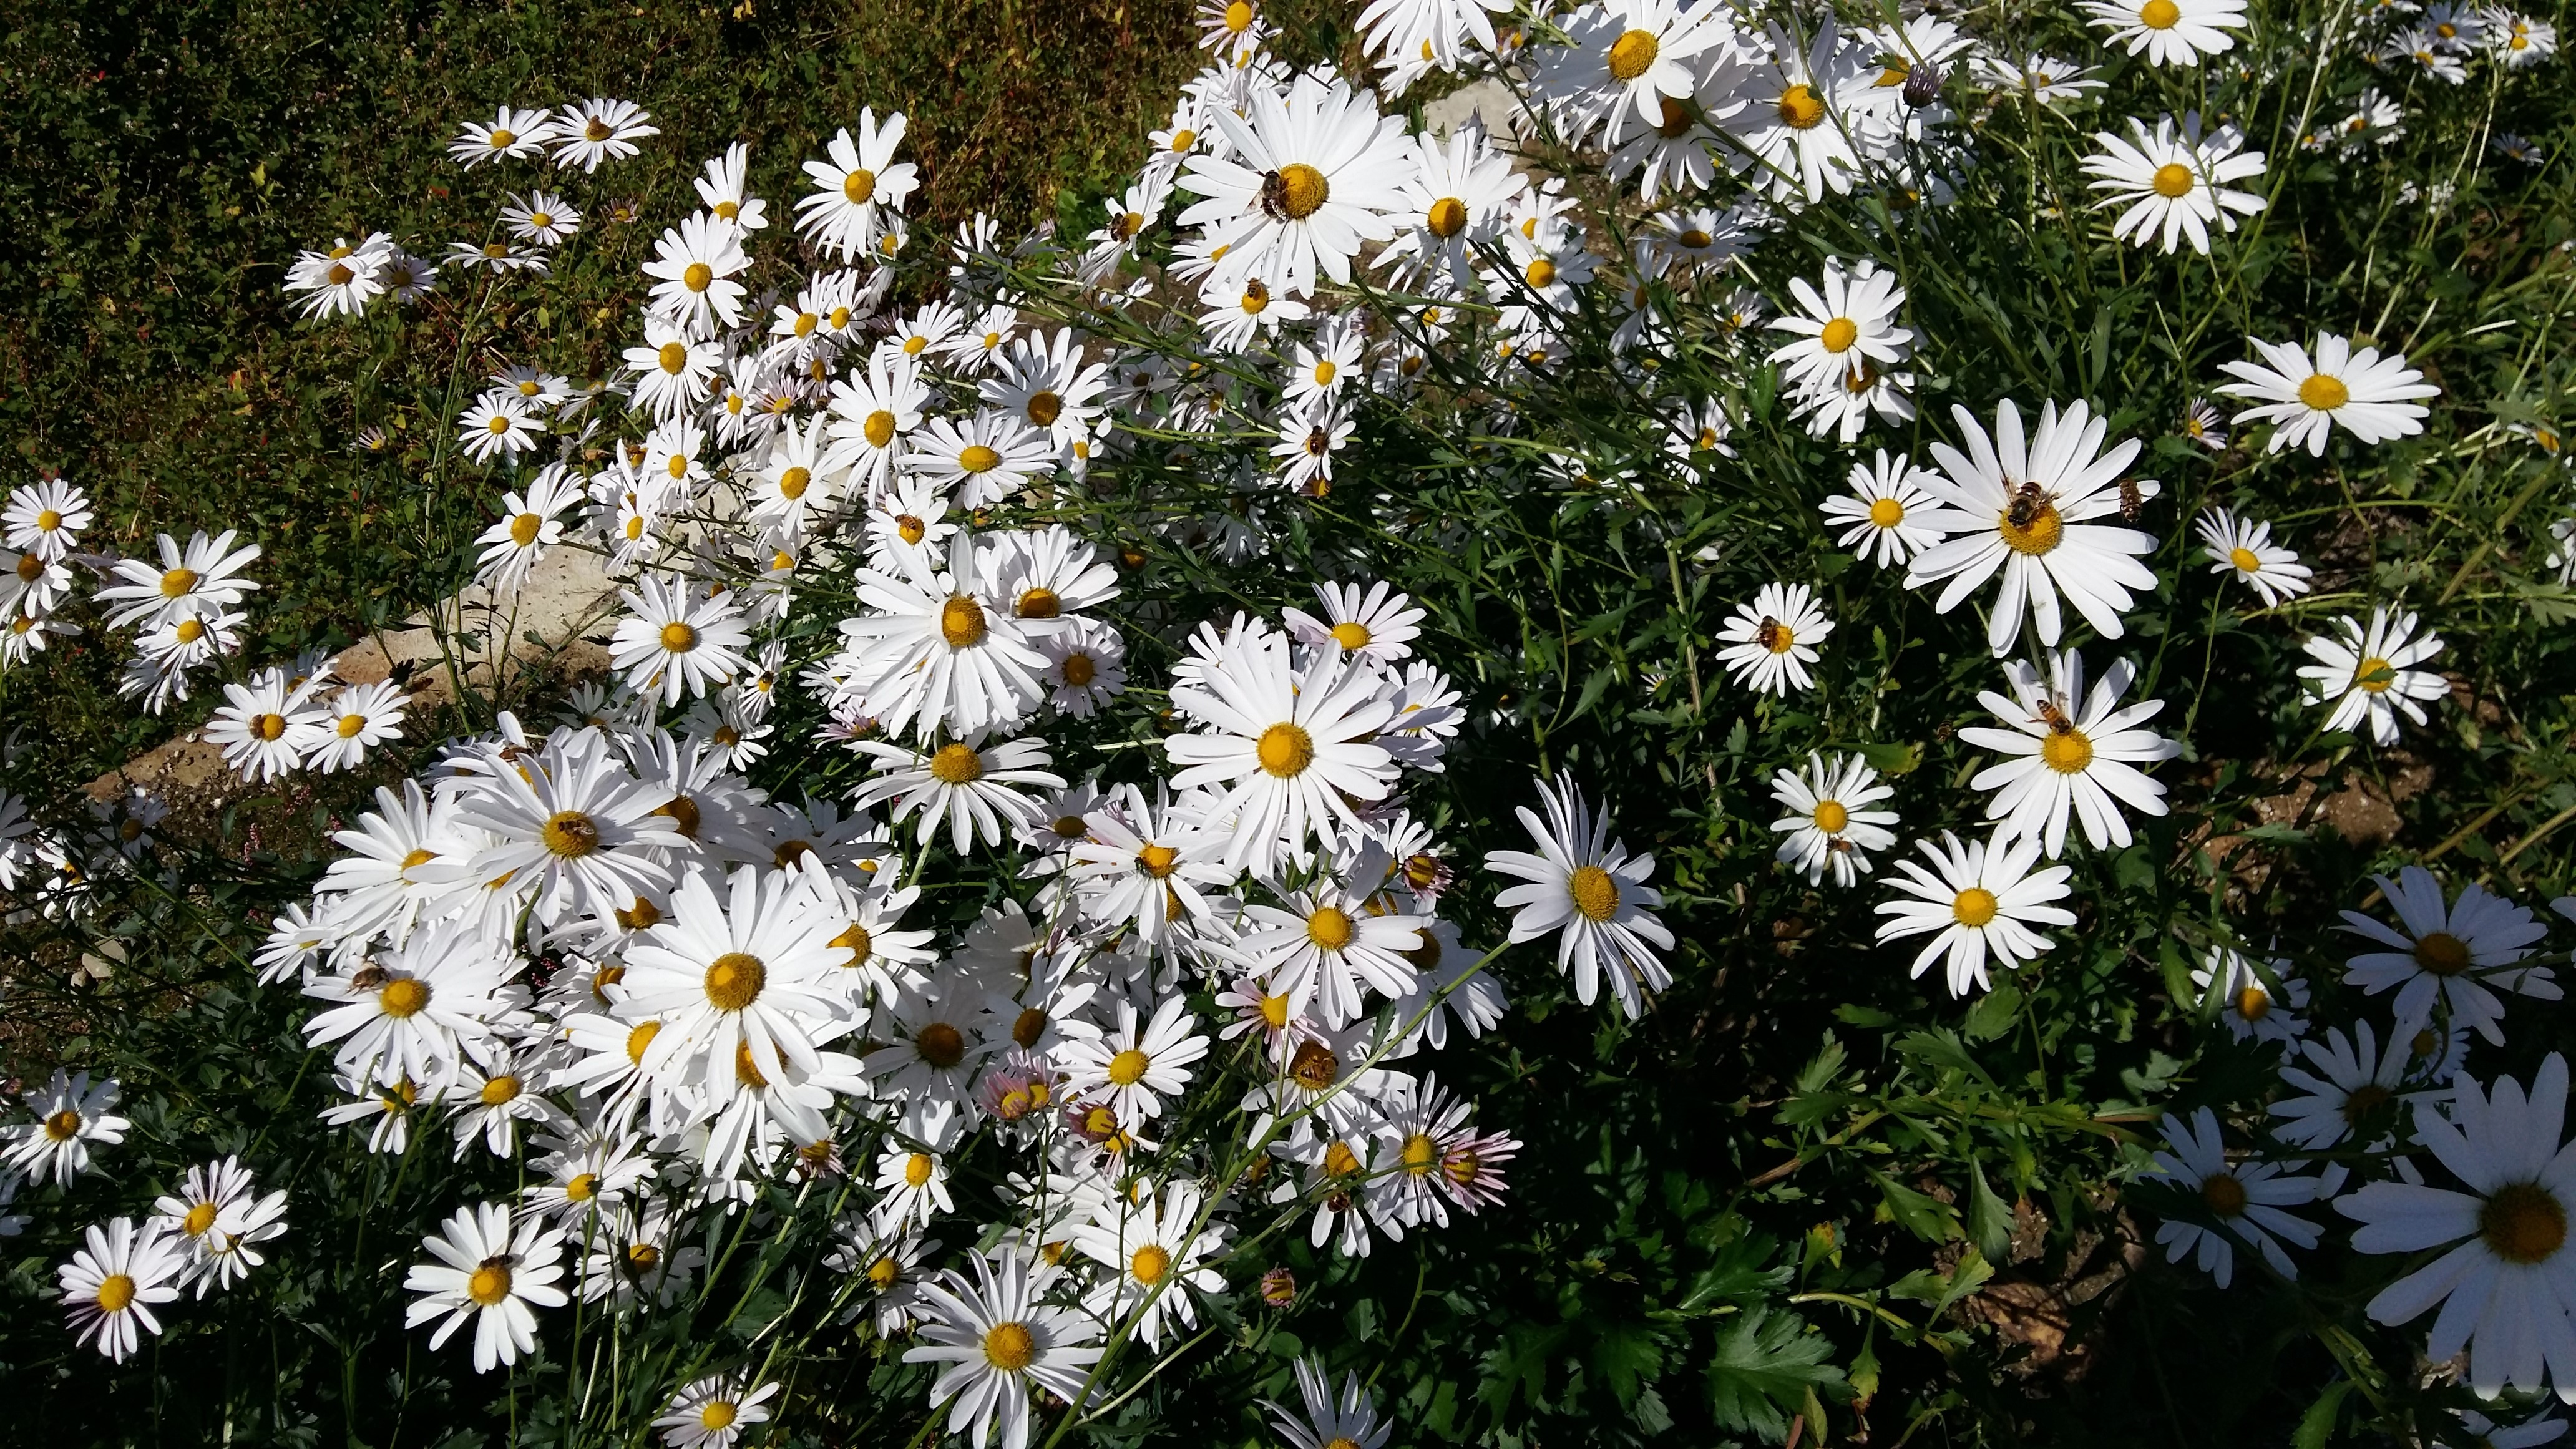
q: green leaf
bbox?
[1705,1307,1846,1438]
[1793,1033,1848,1092]
[2291,1380,2353,1449]
[1834,1003,1898,1028]
[1966,1158,2014,1263]
[1853,738,1923,776]
[1588,1320,1669,1405]
[1961,982,2022,1043]
[1869,1170,1962,1242]
[1895,1027,1997,1088]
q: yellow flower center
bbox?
[681,261,713,293]
[2041,727,2094,774]
[2354,656,2397,695]
[1128,1242,1173,1284]
[1105,1047,1153,1088]
[1027,391,1063,428]
[160,566,200,598]
[2412,930,2471,975]
[479,1073,522,1105]
[487,127,517,147]
[1241,278,1271,315]
[542,809,601,858]
[1305,904,1356,950]
[1329,621,1373,651]
[2150,162,2195,198]
[658,341,690,374]
[1812,799,1849,834]
[959,444,1002,473]
[1568,864,1621,922]
[95,1274,137,1313]
[1778,84,1827,129]
[182,1201,220,1237]
[700,1401,739,1431]
[778,466,812,500]
[1866,496,1906,528]
[925,741,983,784]
[841,168,877,205]
[983,1320,1037,1371]
[1419,195,1471,241]
[2140,0,2182,26]
[1952,887,1999,927]
[862,409,898,448]
[467,1261,514,1305]
[703,951,766,1010]
[583,117,612,142]
[940,595,988,647]
[42,1108,80,1141]
[565,1172,600,1202]
[1819,316,1860,353]
[625,1020,661,1064]
[379,977,431,1017]
[1524,256,1558,289]
[2234,984,2271,1021]
[2481,1183,2567,1264]
[249,712,286,741]
[1607,27,1661,82]
[326,263,356,286]
[1322,1140,1361,1176]
[1016,586,1062,620]
[1137,842,1181,878]
[1677,226,1714,249]
[2201,1173,2248,1216]
[1257,721,1315,777]
[172,617,207,643]
[2298,373,2351,411]
[1260,992,1292,1030]
[1998,495,2064,555]
[2228,545,2260,573]
[658,621,698,653]
[1272,162,1330,220]
[502,510,544,547]
[1402,1131,1439,1176]
[867,1254,900,1288]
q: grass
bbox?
[0,0,1204,790]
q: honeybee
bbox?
[1755,615,1788,651]
[1827,836,1857,854]
[2004,480,2052,532]
[2117,477,2143,521]
[348,964,389,992]
[1257,168,1293,220]
[2035,698,2077,734]
[1305,424,1331,457]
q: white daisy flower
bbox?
[205,667,330,783]
[2339,866,2558,1044]
[1240,857,1426,1025]
[2192,947,2307,1044]
[57,1216,185,1362]
[454,738,685,927]
[1958,648,2177,857]
[1740,17,1870,203]
[1769,752,1900,887]
[2215,332,2440,455]
[1063,786,1234,944]
[1057,995,1212,1125]
[551,97,657,172]
[1534,0,1742,145]
[903,1251,1105,1449]
[152,1156,290,1296]
[623,321,723,424]
[653,1375,781,1448]
[1175,71,1410,299]
[2338,1053,2576,1400]
[1040,620,1128,717]
[693,142,770,233]
[1767,257,1914,396]
[1905,399,2159,655]
[2148,1106,2321,1286]
[1281,580,1423,665]
[796,111,919,261]
[1821,449,1943,568]
[475,465,584,591]
[1873,831,2076,997]
[1486,776,1674,1019]
[608,575,754,706]
[850,734,1066,854]
[2081,111,2268,254]
[2195,507,2311,605]
[1164,627,1399,873]
[618,863,851,1108]
[1262,1357,1392,1449]
[5,477,93,561]
[299,919,524,1090]
[500,191,580,245]
[2297,606,2446,744]
[5,1068,130,1186]
[307,680,412,773]
[2079,0,2248,66]
[449,105,555,165]
[642,211,751,333]
[1715,581,1833,695]
[403,1202,569,1373]
[1377,122,1524,289]
[2270,1019,2423,1150]
[1071,1179,1227,1349]
[285,234,391,318]
[96,527,262,632]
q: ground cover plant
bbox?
[4,0,2576,1445]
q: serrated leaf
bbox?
[1705,1307,1847,1438]
[1966,1158,2013,1262]
[1870,1171,1962,1242]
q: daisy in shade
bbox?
[1164,627,1399,873]
[1042,621,1127,716]
[1264,1358,1392,1449]
[307,680,412,773]
[1874,831,2076,997]
[618,863,851,1106]
[2298,606,2446,744]
[1905,399,2159,654]
[96,527,262,631]
[1486,776,1674,1018]
[154,1156,290,1295]
[2339,866,2558,1044]
[6,1069,129,1186]
[609,575,753,706]
[2081,112,2267,254]
[2215,333,2439,455]
[1822,450,1943,568]
[1715,582,1833,695]
[1769,752,1900,887]
[796,112,920,261]
[5,477,92,560]
[1768,258,1914,396]
[2270,1019,2422,1151]
[450,105,555,165]
[552,97,656,172]
[475,466,583,590]
[1058,997,1211,1124]
[1176,71,1410,299]
[2191,947,2307,1044]
[850,734,1066,854]
[404,1202,568,1373]
[2079,0,2247,65]
[2148,1107,2321,1287]
[2195,508,2311,605]
[1282,580,1423,664]
[654,1375,781,1448]
[642,212,751,333]
[2338,1054,2576,1400]
[1958,648,2177,857]
[905,1250,1106,1449]
[58,1217,184,1362]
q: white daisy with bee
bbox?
[1958,648,2177,857]
[1769,752,1900,887]
[1176,71,1410,300]
[404,1202,569,1373]
[1716,582,1832,695]
[1905,399,2159,655]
